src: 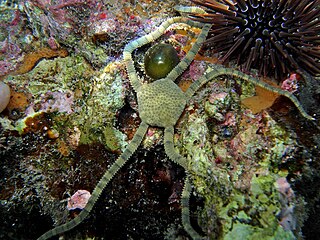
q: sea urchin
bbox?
[190,0,320,80]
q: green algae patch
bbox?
[3,55,127,152]
[73,62,127,152]
[176,66,301,239]
[0,53,129,232]
[9,55,95,97]
[80,124,126,153]
[224,223,295,240]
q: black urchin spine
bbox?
[190,0,320,80]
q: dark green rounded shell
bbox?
[144,43,180,80]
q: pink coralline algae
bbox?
[0,39,22,59]
[208,92,228,104]
[32,0,96,23]
[182,60,206,81]
[276,177,295,202]
[22,0,100,44]
[276,177,297,231]
[40,91,74,114]
[222,112,237,127]
[281,73,299,93]
[0,61,15,77]
[47,36,59,50]
[67,190,91,210]
[0,36,23,77]
[89,14,144,58]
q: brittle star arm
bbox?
[164,126,203,240]
[164,126,188,169]
[181,177,204,240]
[123,16,205,92]
[166,23,212,81]
[37,121,148,240]
[174,5,208,15]
[185,67,315,120]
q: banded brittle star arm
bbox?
[37,122,148,240]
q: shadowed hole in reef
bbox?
[296,172,320,239]
[0,196,53,239]
[59,146,190,239]
[269,93,320,240]
[0,130,59,239]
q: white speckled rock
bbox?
[0,81,10,113]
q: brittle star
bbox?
[37,6,314,240]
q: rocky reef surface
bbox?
[0,0,319,239]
